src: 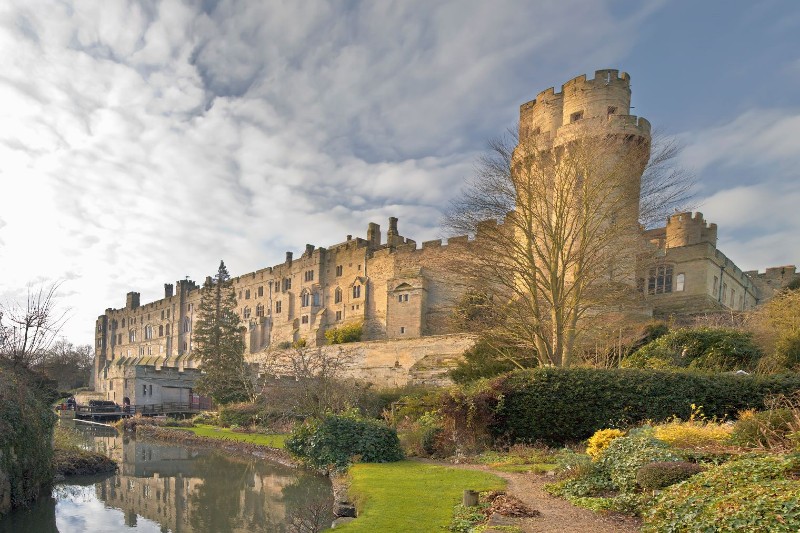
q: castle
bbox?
[91,70,799,406]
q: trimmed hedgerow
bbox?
[636,461,705,490]
[285,412,403,470]
[643,455,800,532]
[440,367,800,446]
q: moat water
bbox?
[1,422,332,533]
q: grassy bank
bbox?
[52,426,116,478]
[176,425,287,448]
[337,461,505,532]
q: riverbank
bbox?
[52,424,118,481]
[133,424,297,468]
[52,448,116,480]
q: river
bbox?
[1,422,332,533]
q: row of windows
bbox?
[640,266,685,295]
[118,308,173,330]
[235,264,353,301]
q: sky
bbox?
[1,0,799,346]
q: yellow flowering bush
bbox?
[586,428,626,460]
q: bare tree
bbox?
[444,125,692,367]
[257,347,366,418]
[0,282,68,367]
[35,339,94,390]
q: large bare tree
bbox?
[444,126,692,367]
[0,282,68,367]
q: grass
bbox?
[176,425,288,448]
[337,461,505,532]
[475,446,558,474]
[492,463,557,473]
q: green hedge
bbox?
[442,368,800,445]
[0,362,57,514]
[286,413,403,470]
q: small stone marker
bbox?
[463,489,479,507]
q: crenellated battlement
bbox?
[519,68,645,145]
[665,211,718,248]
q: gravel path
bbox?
[444,463,641,533]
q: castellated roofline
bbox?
[521,69,631,109]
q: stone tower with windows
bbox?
[517,69,651,234]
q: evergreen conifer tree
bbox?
[194,261,253,405]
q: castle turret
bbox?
[367,222,382,248]
[665,212,718,248]
[126,292,140,309]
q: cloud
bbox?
[0,1,658,344]
[679,107,800,271]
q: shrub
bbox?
[730,408,795,448]
[286,412,403,470]
[653,407,732,449]
[643,455,800,532]
[597,427,681,492]
[586,429,625,460]
[622,327,762,371]
[324,322,363,344]
[0,362,57,514]
[440,367,800,446]
[219,402,264,427]
[449,339,535,384]
[636,461,704,490]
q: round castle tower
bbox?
[516,70,651,231]
[518,69,650,145]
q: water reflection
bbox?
[1,423,331,532]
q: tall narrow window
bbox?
[256,304,264,317]
[334,287,342,304]
[676,273,685,292]
[336,310,342,321]
[243,307,251,319]
[258,286,264,297]
[245,289,251,299]
[158,325,164,337]
[275,301,282,313]
[144,325,153,340]
[304,270,314,282]
[647,265,673,294]
[353,285,361,299]
[336,265,343,277]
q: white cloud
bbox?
[680,107,800,271]
[0,1,658,344]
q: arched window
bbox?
[144,325,153,340]
[334,287,342,304]
[183,318,191,333]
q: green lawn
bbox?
[177,425,288,448]
[337,461,505,532]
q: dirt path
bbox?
[442,462,641,533]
